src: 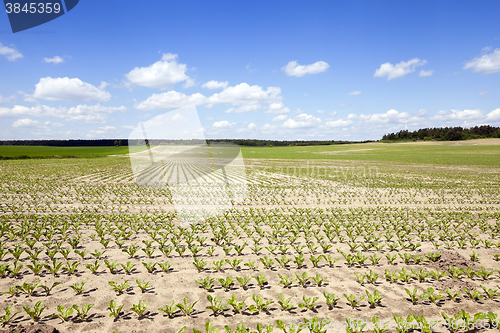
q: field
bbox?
[0,140,499,333]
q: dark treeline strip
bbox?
[0,139,374,147]
[382,125,500,141]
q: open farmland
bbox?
[0,140,499,333]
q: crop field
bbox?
[0,140,499,333]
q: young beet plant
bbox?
[130,300,149,318]
[176,297,198,317]
[23,301,46,322]
[72,303,95,320]
[206,295,227,316]
[52,305,73,323]
[1,305,20,327]
[226,295,248,314]
[107,300,125,321]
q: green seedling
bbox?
[405,287,421,305]
[122,246,139,258]
[26,260,44,276]
[103,260,119,274]
[344,293,364,308]
[196,276,215,291]
[462,288,483,301]
[226,258,243,271]
[85,260,100,274]
[52,305,73,322]
[176,296,198,316]
[244,261,258,271]
[72,303,94,320]
[219,277,234,291]
[16,280,41,297]
[62,261,80,275]
[480,285,500,299]
[311,273,327,286]
[120,261,136,274]
[23,301,46,322]
[323,291,339,309]
[259,256,274,269]
[193,258,207,272]
[429,270,447,281]
[109,280,130,294]
[277,293,294,311]
[293,254,305,269]
[9,260,24,277]
[136,279,151,293]
[275,255,291,269]
[295,272,311,287]
[142,262,156,273]
[44,259,62,276]
[226,295,248,313]
[212,260,225,272]
[158,261,172,273]
[1,305,21,327]
[309,255,324,268]
[158,300,177,318]
[421,287,443,303]
[38,282,61,296]
[444,288,461,302]
[236,276,252,290]
[70,280,87,295]
[206,295,227,316]
[298,295,318,310]
[345,318,366,333]
[248,294,274,313]
[254,273,268,289]
[278,274,296,288]
[476,266,495,280]
[366,289,383,307]
[130,300,149,318]
[107,300,124,320]
[90,249,106,259]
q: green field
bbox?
[1,139,499,166]
[0,146,132,159]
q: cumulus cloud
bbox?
[201,80,228,90]
[0,42,22,61]
[125,53,191,89]
[43,56,64,64]
[430,109,484,121]
[282,60,330,77]
[213,120,235,128]
[359,109,425,125]
[419,70,434,77]
[0,103,125,123]
[206,83,281,109]
[0,94,15,104]
[33,77,111,102]
[325,119,353,127]
[486,108,500,121]
[283,113,322,129]
[374,58,427,80]
[272,115,288,122]
[13,118,38,128]
[135,91,207,110]
[86,126,119,138]
[265,102,290,114]
[464,48,500,74]
[248,123,257,130]
[349,91,361,96]
[225,104,262,113]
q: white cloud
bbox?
[0,42,22,61]
[135,91,207,110]
[0,94,15,104]
[13,118,38,128]
[464,48,500,74]
[479,91,489,96]
[201,80,228,90]
[282,60,330,77]
[33,77,111,102]
[430,109,484,121]
[315,110,325,114]
[325,119,353,128]
[283,113,322,129]
[248,123,257,130]
[485,108,500,121]
[225,104,261,113]
[0,103,125,124]
[272,115,288,122]
[374,58,427,80]
[86,126,118,138]
[265,102,290,114]
[359,109,425,125]
[349,91,361,96]
[43,56,64,64]
[125,53,191,89]
[206,83,281,108]
[99,81,109,90]
[213,120,235,128]
[419,70,434,77]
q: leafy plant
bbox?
[344,293,364,308]
[62,261,80,275]
[130,300,149,318]
[295,272,311,287]
[52,305,73,322]
[277,293,294,311]
[176,297,198,316]
[1,305,21,327]
[248,294,274,313]
[107,300,125,320]
[136,279,151,293]
[421,287,443,303]
[109,280,130,294]
[226,295,248,313]
[16,280,41,297]
[254,273,268,289]
[158,300,177,318]
[72,303,95,320]
[298,295,318,310]
[196,276,216,291]
[226,258,243,271]
[38,282,62,296]
[70,280,87,295]
[323,291,339,309]
[236,276,252,290]
[311,273,327,286]
[206,295,227,316]
[365,289,383,307]
[23,301,46,322]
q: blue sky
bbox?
[0,0,499,141]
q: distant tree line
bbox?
[0,139,375,147]
[382,125,500,141]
